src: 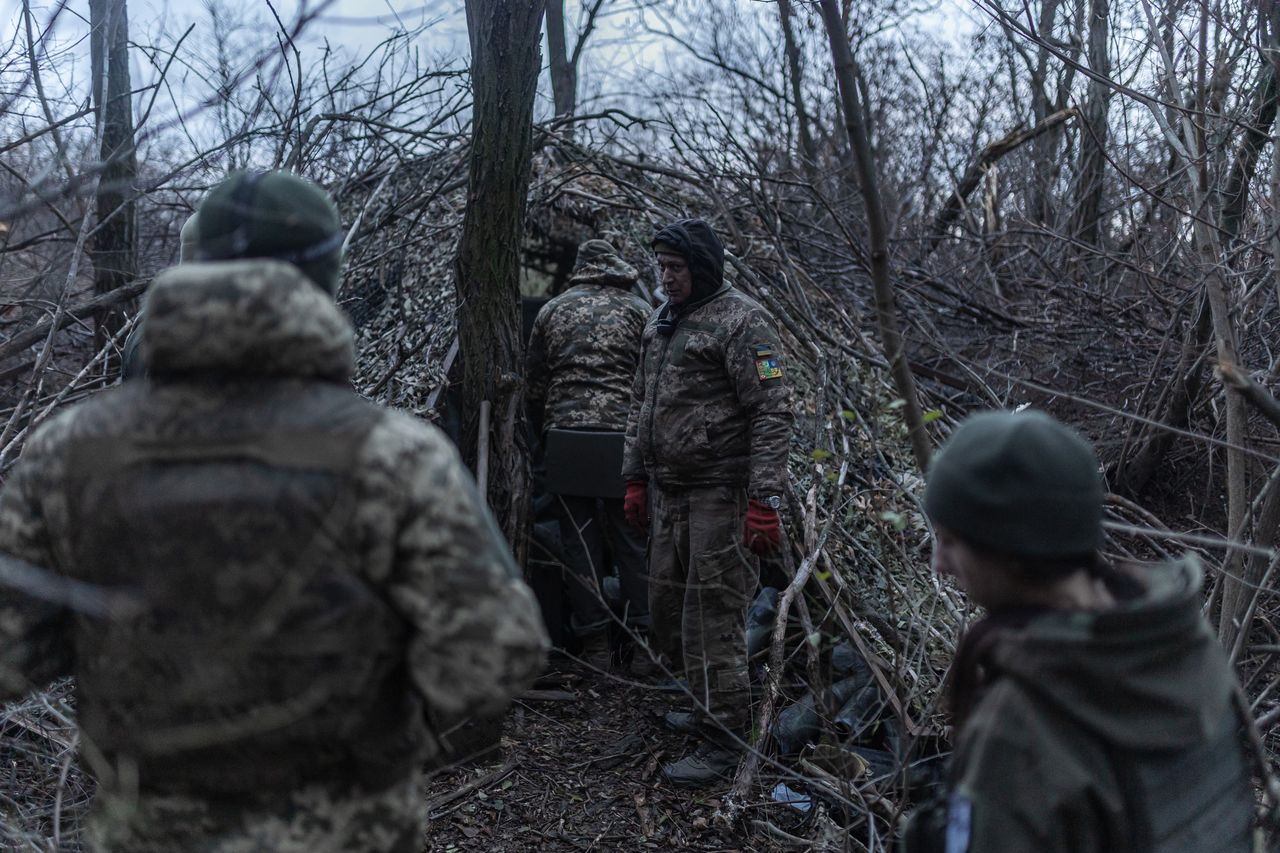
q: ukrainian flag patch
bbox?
[754,343,783,381]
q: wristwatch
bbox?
[759,495,782,509]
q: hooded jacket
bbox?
[622,223,793,495]
[526,280,650,434]
[0,260,548,846]
[653,219,725,302]
[907,557,1254,853]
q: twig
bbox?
[424,759,518,817]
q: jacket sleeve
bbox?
[947,685,1112,853]
[0,434,74,701]
[725,309,794,496]
[621,326,650,482]
[372,417,548,719]
[525,309,550,436]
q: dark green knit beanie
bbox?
[196,170,344,294]
[924,410,1103,558]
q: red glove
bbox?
[624,481,649,530]
[744,500,781,554]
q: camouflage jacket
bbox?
[0,260,547,828]
[526,283,649,433]
[622,283,794,495]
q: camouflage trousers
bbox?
[85,772,423,852]
[649,484,757,734]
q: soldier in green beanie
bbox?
[901,409,1254,852]
[0,169,548,851]
[195,169,345,294]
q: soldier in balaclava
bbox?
[622,217,795,786]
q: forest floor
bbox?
[421,660,807,852]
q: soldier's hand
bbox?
[744,500,780,554]
[624,481,649,530]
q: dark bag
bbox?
[543,428,626,498]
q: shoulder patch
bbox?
[753,343,782,381]
[945,794,972,853]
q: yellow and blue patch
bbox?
[753,343,783,381]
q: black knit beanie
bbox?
[924,410,1103,559]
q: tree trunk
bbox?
[545,0,576,119]
[1028,0,1062,223]
[778,0,818,177]
[1069,0,1111,250]
[1117,52,1277,499]
[89,0,137,356]
[817,0,931,473]
[456,0,546,563]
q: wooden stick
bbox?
[1218,360,1280,432]
[424,759,518,817]
[476,399,491,495]
[926,107,1079,255]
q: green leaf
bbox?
[880,510,907,531]
[839,409,856,421]
[807,631,822,647]
[811,448,833,461]
[887,398,907,410]
[825,471,838,482]
[816,569,831,581]
[923,408,944,423]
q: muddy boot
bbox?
[578,631,611,671]
[661,740,742,788]
[663,711,701,735]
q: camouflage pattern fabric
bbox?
[526,281,649,433]
[649,485,756,734]
[87,773,423,853]
[0,259,548,849]
[622,283,794,496]
[565,238,639,287]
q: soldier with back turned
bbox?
[527,239,652,667]
[0,170,548,851]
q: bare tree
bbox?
[818,0,931,472]
[456,0,547,559]
[88,0,137,354]
[777,0,818,176]
[1068,0,1111,250]
[545,0,605,121]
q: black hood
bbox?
[652,219,725,301]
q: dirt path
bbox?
[421,665,792,852]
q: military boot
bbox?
[663,711,700,735]
[661,740,743,788]
[578,631,611,671]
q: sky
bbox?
[3,0,979,106]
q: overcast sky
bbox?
[3,0,978,100]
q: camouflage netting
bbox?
[0,146,967,848]
[339,145,969,824]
